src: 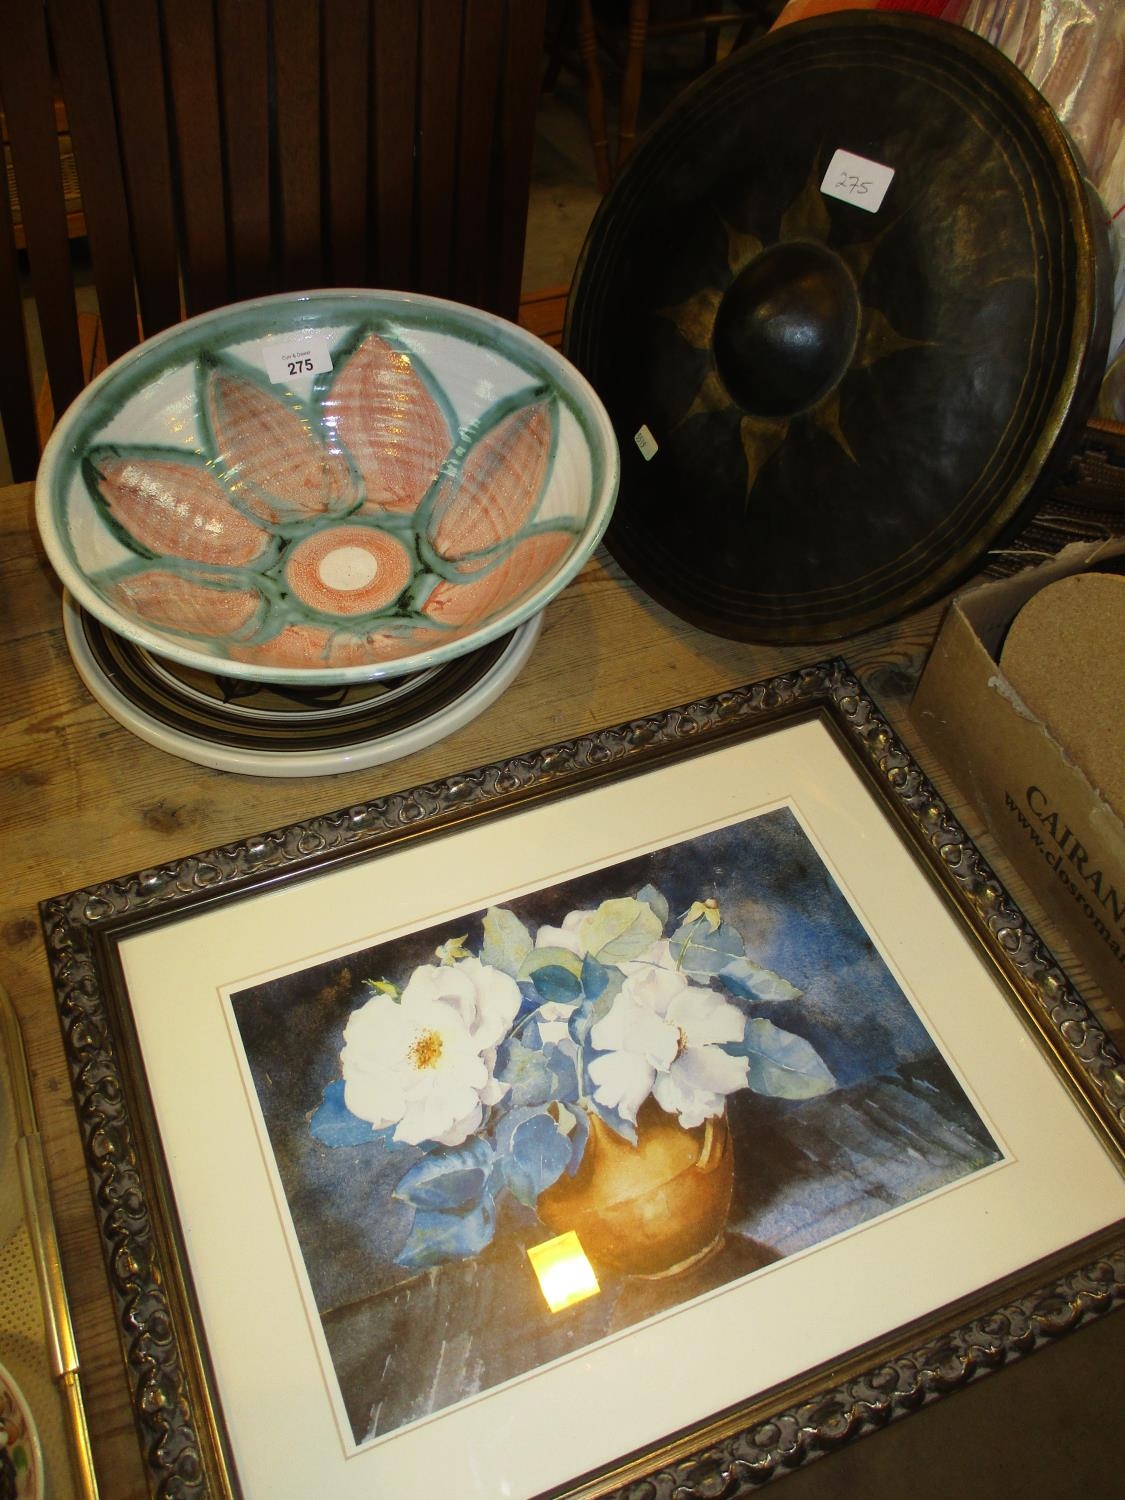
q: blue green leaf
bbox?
[495,1033,579,1107]
[636,883,670,927]
[578,897,663,964]
[530,963,583,1004]
[395,1197,497,1267]
[518,945,583,983]
[568,997,596,1047]
[730,1017,836,1099]
[580,953,611,1001]
[669,917,744,978]
[481,905,534,977]
[558,1103,591,1176]
[392,1137,494,1211]
[495,1108,572,1207]
[309,1080,397,1148]
[719,956,803,1004]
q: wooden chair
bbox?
[0,0,548,483]
[569,1,780,190]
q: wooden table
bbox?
[1,476,1122,1498]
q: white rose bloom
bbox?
[533,908,594,956]
[401,956,521,1051]
[341,957,521,1147]
[587,965,748,1129]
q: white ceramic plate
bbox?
[64,594,542,778]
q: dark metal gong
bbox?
[564,12,1110,643]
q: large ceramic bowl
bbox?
[37,290,618,683]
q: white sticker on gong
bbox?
[821,149,895,213]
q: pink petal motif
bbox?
[325,333,452,515]
[91,454,272,566]
[107,570,265,638]
[227,622,447,670]
[427,399,553,561]
[422,530,572,628]
[205,366,358,525]
[284,525,414,617]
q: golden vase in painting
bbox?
[538,1098,734,1279]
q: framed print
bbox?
[40,660,1125,1500]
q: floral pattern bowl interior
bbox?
[36,290,619,684]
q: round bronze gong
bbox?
[564,12,1110,642]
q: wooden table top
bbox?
[1,476,1121,1498]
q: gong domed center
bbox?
[713,240,860,418]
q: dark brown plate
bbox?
[64,600,539,775]
[565,12,1110,642]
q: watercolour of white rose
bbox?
[587,967,749,1129]
[341,955,520,1147]
[82,327,582,672]
[313,883,837,1270]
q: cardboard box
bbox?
[912,539,1125,1006]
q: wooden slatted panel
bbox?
[323,1,370,287]
[161,0,230,314]
[370,0,419,291]
[102,0,183,336]
[453,0,505,311]
[48,0,140,362]
[0,154,39,481]
[216,0,273,302]
[272,0,324,290]
[416,0,465,300]
[0,2,85,419]
[35,310,106,446]
[490,0,547,321]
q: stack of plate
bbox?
[35,290,619,776]
[62,599,542,778]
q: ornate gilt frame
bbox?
[39,659,1125,1498]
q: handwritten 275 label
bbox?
[820,149,895,213]
[262,331,334,385]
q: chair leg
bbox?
[616,0,650,171]
[576,0,612,193]
[698,0,720,68]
